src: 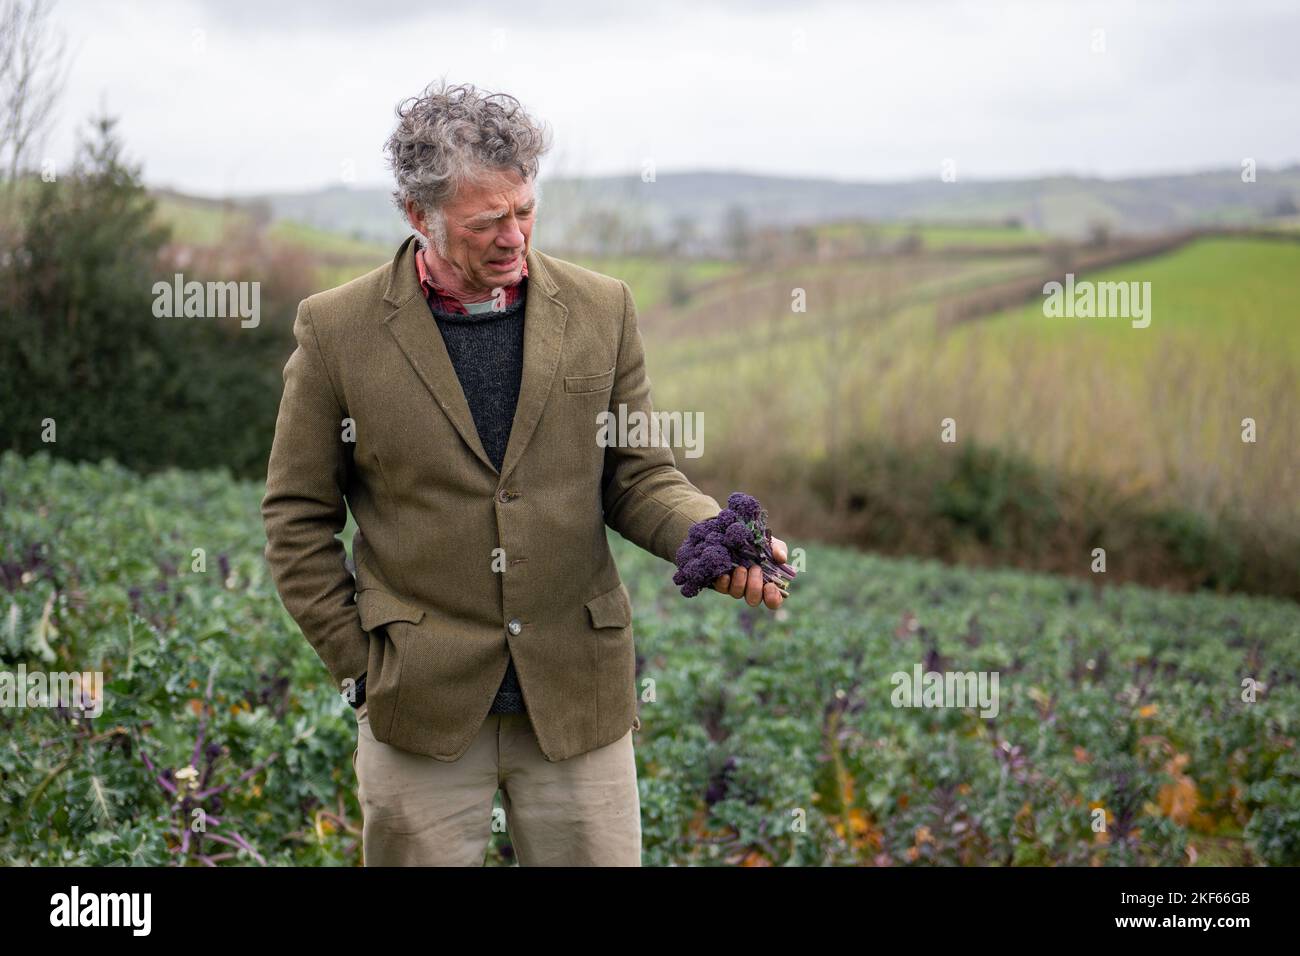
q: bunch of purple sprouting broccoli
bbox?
[672,492,798,598]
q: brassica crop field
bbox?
[2,451,1297,866]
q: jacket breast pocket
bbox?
[356,588,426,741]
[564,365,616,394]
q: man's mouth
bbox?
[489,254,520,269]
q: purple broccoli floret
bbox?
[672,544,733,597]
[727,493,762,523]
[671,491,799,600]
[722,521,752,551]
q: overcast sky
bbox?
[39,0,1300,197]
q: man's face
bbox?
[413,170,536,296]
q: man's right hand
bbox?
[712,535,787,610]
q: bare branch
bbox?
[1,0,69,191]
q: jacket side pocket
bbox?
[356,588,426,741]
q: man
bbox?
[260,81,787,867]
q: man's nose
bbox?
[497,220,525,248]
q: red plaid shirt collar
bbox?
[415,245,528,315]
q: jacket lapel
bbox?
[498,245,568,485]
[381,237,569,481]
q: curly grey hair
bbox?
[384,80,552,255]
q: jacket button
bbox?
[497,489,511,503]
[507,619,522,635]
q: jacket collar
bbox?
[381,235,569,482]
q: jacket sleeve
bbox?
[260,299,369,692]
[601,279,721,564]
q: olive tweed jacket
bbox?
[260,236,721,762]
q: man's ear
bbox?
[404,199,425,234]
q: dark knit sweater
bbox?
[428,286,528,714]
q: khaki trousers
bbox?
[351,705,642,866]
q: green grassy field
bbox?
[152,193,254,247]
[564,254,742,311]
[266,220,391,262]
[888,238,1300,522]
[2,451,1298,866]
